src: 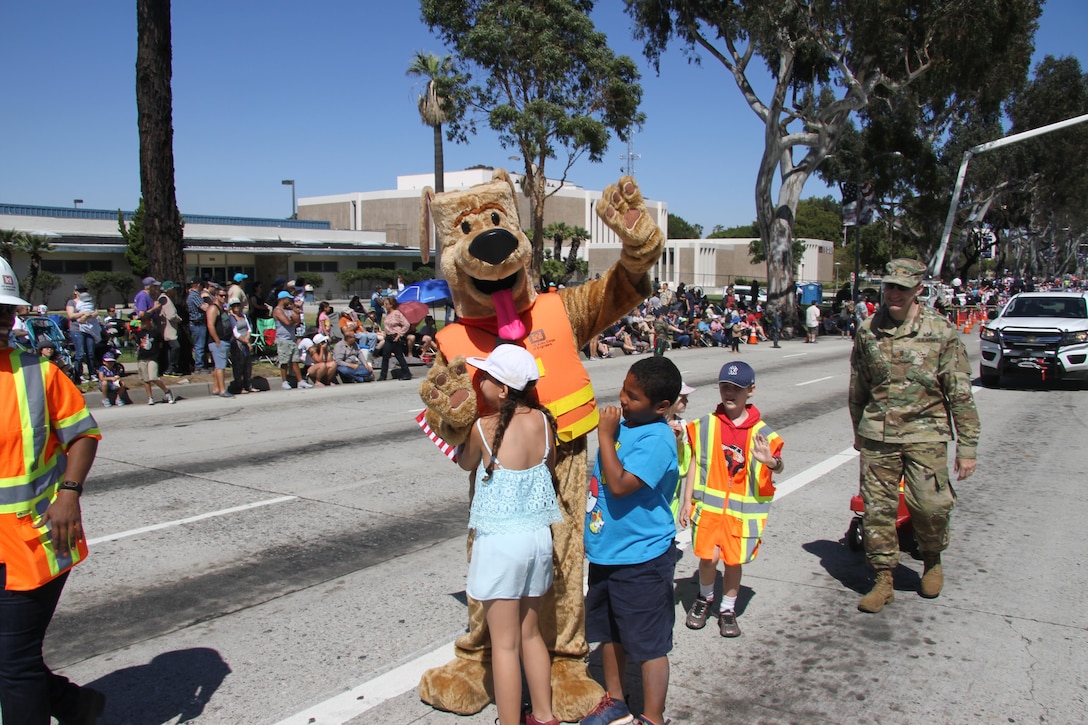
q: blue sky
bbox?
[1,1,1083,233]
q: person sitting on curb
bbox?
[301,333,338,386]
[37,337,75,378]
[97,353,129,407]
[332,327,373,383]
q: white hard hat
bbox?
[0,257,30,306]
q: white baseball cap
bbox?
[0,258,30,306]
[467,345,540,391]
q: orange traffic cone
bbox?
[749,331,758,345]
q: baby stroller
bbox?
[23,316,76,369]
[846,478,915,552]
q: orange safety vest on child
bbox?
[436,293,598,442]
[0,349,101,590]
[685,409,783,566]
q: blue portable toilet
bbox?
[798,283,823,305]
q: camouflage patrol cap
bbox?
[884,258,926,287]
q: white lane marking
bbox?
[272,643,454,725]
[86,496,298,545]
[773,446,859,501]
[782,353,807,358]
[274,446,860,724]
[795,375,834,386]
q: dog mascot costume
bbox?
[416,169,664,720]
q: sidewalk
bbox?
[79,356,432,406]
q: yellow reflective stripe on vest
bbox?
[549,382,598,441]
[0,353,55,515]
[690,417,775,516]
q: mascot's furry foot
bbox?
[551,657,606,723]
[418,658,492,715]
[419,355,476,443]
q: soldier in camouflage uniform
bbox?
[848,258,980,613]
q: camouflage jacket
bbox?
[849,304,980,458]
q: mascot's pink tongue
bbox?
[492,289,526,339]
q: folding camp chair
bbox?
[251,318,278,365]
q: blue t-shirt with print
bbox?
[585,417,678,566]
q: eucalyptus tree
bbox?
[623,0,1041,315]
[421,0,645,276]
[1002,55,1088,277]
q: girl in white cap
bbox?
[458,344,562,725]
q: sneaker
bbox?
[101,400,112,408]
[718,609,741,638]
[116,400,127,407]
[147,399,156,406]
[685,596,713,630]
[635,717,671,725]
[580,693,633,725]
[165,393,176,404]
[218,391,235,398]
[297,379,314,389]
[282,381,293,390]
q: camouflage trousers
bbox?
[859,440,956,571]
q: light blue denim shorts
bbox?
[467,527,554,601]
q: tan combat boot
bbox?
[920,552,943,598]
[858,570,895,613]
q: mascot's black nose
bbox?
[469,228,518,265]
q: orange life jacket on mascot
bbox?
[435,293,598,442]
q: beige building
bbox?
[300,168,834,296]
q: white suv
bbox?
[978,291,1088,387]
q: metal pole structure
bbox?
[931,112,1088,278]
[853,222,861,302]
[281,179,296,219]
[73,199,83,209]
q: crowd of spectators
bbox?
[15,272,1083,404]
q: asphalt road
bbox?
[48,335,1088,724]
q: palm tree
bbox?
[136,0,185,288]
[18,233,56,300]
[0,229,22,264]
[406,51,453,195]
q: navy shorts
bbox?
[585,544,677,662]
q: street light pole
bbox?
[73,199,83,209]
[281,179,296,219]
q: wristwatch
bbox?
[58,480,84,496]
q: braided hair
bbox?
[482,380,561,494]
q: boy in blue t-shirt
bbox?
[583,356,682,725]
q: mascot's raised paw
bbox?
[596,175,665,262]
[419,353,477,445]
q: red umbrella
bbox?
[399,301,429,325]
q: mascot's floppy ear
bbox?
[419,186,436,264]
[492,168,516,196]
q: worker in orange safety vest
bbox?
[0,257,105,724]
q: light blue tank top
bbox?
[468,411,563,535]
